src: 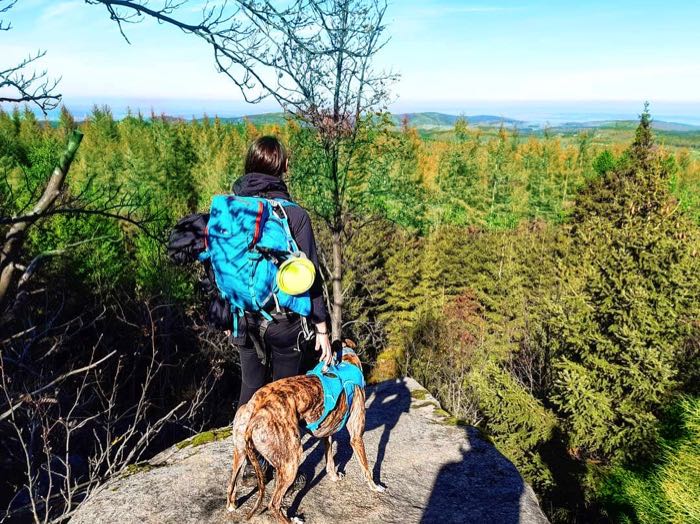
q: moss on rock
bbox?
[410,389,429,401]
[120,462,160,479]
[412,400,440,410]
[175,427,232,450]
[433,408,450,418]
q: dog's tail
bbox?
[244,423,265,520]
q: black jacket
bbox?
[167,173,329,334]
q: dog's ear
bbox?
[343,338,357,349]
[331,339,343,353]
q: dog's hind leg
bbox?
[226,403,252,512]
[255,426,303,524]
[226,448,246,512]
[268,458,300,524]
[323,436,344,481]
[346,388,386,493]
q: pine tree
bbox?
[436,137,485,225]
[548,106,700,462]
[454,116,469,143]
[366,121,426,230]
[486,127,517,227]
[373,232,424,380]
[57,106,77,138]
[418,225,474,305]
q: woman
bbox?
[225,136,332,407]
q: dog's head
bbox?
[332,338,362,370]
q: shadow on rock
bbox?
[421,427,526,524]
[288,379,411,515]
[364,379,411,483]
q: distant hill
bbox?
[555,120,700,132]
[44,110,700,134]
[392,112,522,129]
[213,111,523,129]
[216,113,288,125]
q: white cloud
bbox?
[404,3,521,18]
[398,62,700,102]
[430,6,519,14]
[38,0,83,24]
[10,0,47,13]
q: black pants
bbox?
[236,313,305,407]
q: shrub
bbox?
[407,290,558,492]
[598,397,700,523]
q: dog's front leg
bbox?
[323,436,344,481]
[347,388,385,493]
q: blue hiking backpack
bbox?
[198,195,311,335]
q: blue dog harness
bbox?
[305,350,365,434]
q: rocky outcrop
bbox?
[72,378,548,523]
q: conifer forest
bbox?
[2,105,699,523]
[2,0,700,522]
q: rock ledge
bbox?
[72,378,548,524]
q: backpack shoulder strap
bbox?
[273,197,298,208]
[267,198,299,253]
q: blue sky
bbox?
[1,0,699,118]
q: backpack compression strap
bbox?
[248,200,267,250]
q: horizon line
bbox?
[6,96,700,103]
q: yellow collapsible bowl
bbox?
[277,254,316,295]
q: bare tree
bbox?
[0,131,83,312]
[87,0,397,339]
[0,129,164,315]
[1,300,219,523]
[0,1,61,112]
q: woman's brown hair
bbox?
[244,136,288,177]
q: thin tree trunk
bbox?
[330,229,343,341]
[0,130,83,310]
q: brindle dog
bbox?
[226,340,385,523]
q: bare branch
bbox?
[12,235,119,311]
[88,0,397,118]
[0,207,165,242]
[0,131,83,310]
[0,347,116,422]
[0,51,62,112]
[0,0,17,31]
[1,299,221,522]
[1,0,62,112]
[0,130,165,314]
